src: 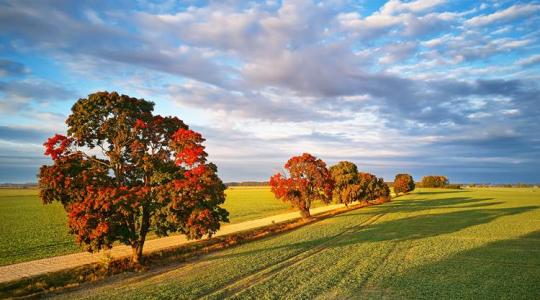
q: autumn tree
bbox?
[374,177,391,203]
[329,161,361,207]
[393,173,415,195]
[270,153,333,218]
[358,172,391,203]
[421,175,449,188]
[38,92,228,264]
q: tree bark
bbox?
[131,243,143,265]
[300,207,311,219]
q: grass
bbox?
[52,188,540,299]
[0,186,307,266]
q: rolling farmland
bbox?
[51,188,540,299]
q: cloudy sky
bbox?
[0,0,539,184]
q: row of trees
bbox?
[38,92,418,264]
[269,153,415,218]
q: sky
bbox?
[0,0,539,184]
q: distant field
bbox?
[0,187,307,266]
[55,188,540,299]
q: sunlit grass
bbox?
[55,188,540,299]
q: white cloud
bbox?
[465,4,540,27]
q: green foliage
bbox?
[329,161,360,206]
[358,172,390,202]
[421,175,449,188]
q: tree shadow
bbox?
[211,205,538,261]
[374,230,540,299]
[378,196,501,213]
[412,189,470,196]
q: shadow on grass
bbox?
[374,230,540,299]
[412,189,470,196]
[379,196,501,213]
[212,205,539,261]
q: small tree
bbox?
[393,173,415,195]
[374,177,391,203]
[269,153,333,218]
[329,161,360,207]
[38,92,228,264]
[358,172,377,203]
[358,173,391,203]
[421,175,449,188]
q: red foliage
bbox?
[38,92,228,264]
[269,153,333,218]
[172,128,205,166]
[44,134,72,160]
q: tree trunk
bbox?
[300,207,311,219]
[131,243,143,265]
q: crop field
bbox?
[54,188,540,299]
[0,187,306,266]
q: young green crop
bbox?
[54,188,540,299]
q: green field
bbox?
[0,187,303,266]
[54,188,540,299]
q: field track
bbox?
[0,202,349,284]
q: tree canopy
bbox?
[38,92,228,264]
[421,175,449,188]
[329,161,360,207]
[393,173,415,195]
[269,153,333,218]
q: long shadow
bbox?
[339,197,502,216]
[373,230,540,299]
[210,205,539,261]
[412,189,470,196]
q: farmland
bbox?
[0,187,309,266]
[52,187,540,299]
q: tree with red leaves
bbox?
[269,153,333,219]
[393,173,415,195]
[38,92,228,264]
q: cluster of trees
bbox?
[421,175,449,188]
[270,154,415,219]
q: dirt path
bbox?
[0,203,349,284]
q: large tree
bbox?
[329,161,360,207]
[269,153,333,218]
[38,92,228,264]
[393,173,415,195]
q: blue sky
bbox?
[0,0,539,183]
